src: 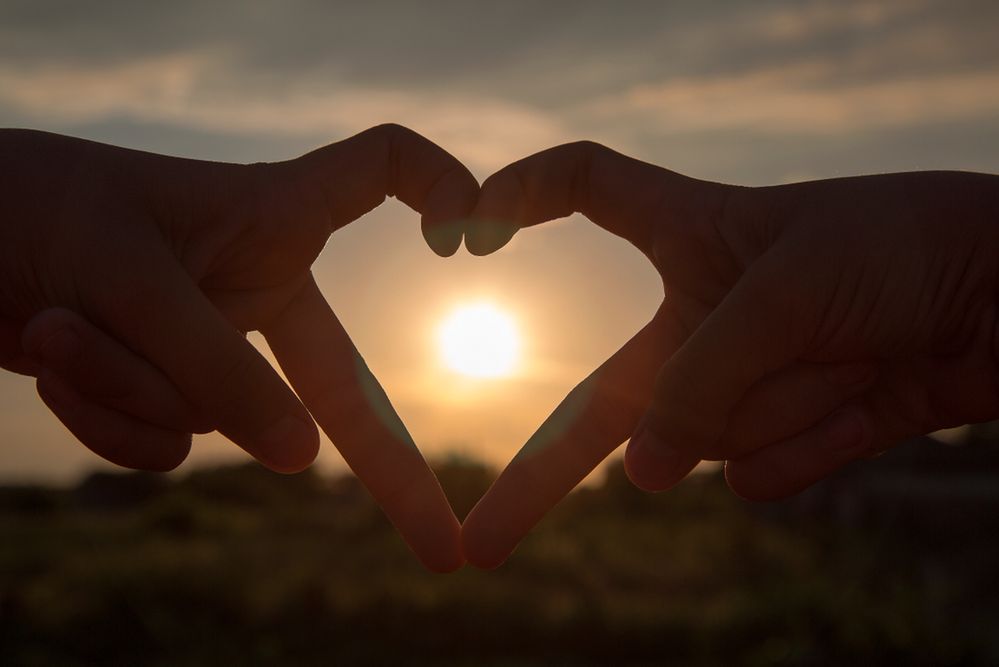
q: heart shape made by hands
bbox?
[6,127,869,574]
[3,129,716,574]
[310,192,660,569]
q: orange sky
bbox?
[1,0,998,481]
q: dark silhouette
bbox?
[0,126,478,572]
[462,143,999,568]
[1,128,998,573]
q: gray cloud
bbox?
[4,1,997,95]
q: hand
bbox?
[460,141,999,568]
[0,125,478,572]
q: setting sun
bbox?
[437,303,521,378]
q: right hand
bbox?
[460,141,999,568]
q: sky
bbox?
[1,0,998,482]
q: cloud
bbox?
[583,63,999,135]
[0,52,571,171]
[752,0,932,41]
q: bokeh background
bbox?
[2,1,999,664]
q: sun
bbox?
[437,303,521,378]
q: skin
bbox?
[4,132,998,572]
[460,141,999,569]
[0,125,478,573]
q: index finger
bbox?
[461,308,698,569]
[465,141,716,255]
[263,278,463,573]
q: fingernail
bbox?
[823,408,869,453]
[422,221,463,257]
[824,362,877,386]
[36,327,80,368]
[465,218,516,256]
[257,416,318,473]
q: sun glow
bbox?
[437,303,521,378]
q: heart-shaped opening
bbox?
[183,198,659,501]
[307,201,660,503]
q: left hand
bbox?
[0,124,478,572]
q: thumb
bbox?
[625,247,819,490]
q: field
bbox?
[2,441,998,666]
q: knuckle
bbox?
[565,139,607,158]
[371,121,410,139]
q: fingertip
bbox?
[466,167,522,256]
[421,163,478,258]
[145,433,193,473]
[624,423,700,493]
[460,509,512,570]
[463,218,518,256]
[421,218,464,257]
[465,552,508,571]
[254,415,321,474]
[388,482,466,573]
[422,550,466,574]
[418,533,467,574]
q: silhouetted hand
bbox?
[460,141,999,568]
[0,125,477,571]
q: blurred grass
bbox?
[1,450,997,666]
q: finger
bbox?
[262,278,463,573]
[297,123,478,257]
[467,140,723,255]
[628,247,820,474]
[37,371,191,472]
[718,362,878,458]
[90,247,319,474]
[723,356,977,501]
[462,311,696,569]
[21,308,208,433]
[724,405,873,501]
[627,359,877,492]
[0,317,37,376]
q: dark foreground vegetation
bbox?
[2,434,999,666]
